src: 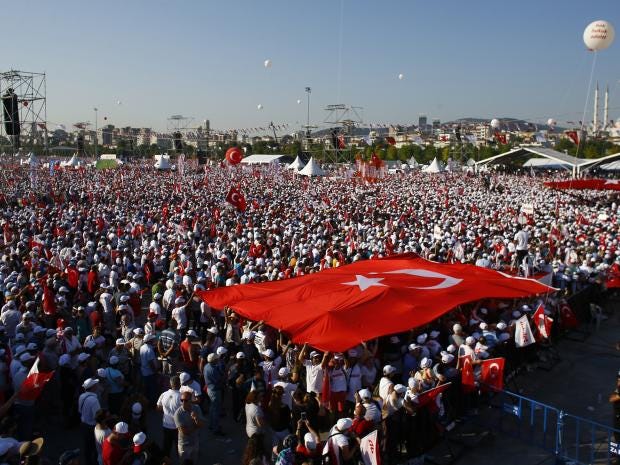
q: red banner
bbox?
[196,253,551,351]
[544,179,620,191]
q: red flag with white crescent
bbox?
[532,303,553,340]
[460,355,475,392]
[18,358,54,401]
[225,187,247,212]
[480,357,505,392]
[195,253,551,352]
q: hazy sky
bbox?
[4,0,619,132]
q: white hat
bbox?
[416,333,428,344]
[452,323,462,333]
[216,346,228,356]
[186,330,198,338]
[59,354,71,367]
[309,350,320,359]
[429,330,440,339]
[394,384,407,394]
[153,293,162,299]
[115,338,125,345]
[496,322,507,331]
[143,334,156,343]
[304,432,317,450]
[420,357,432,368]
[521,305,532,312]
[465,336,475,345]
[236,352,245,359]
[174,297,185,305]
[358,388,372,400]
[133,328,144,336]
[119,295,130,302]
[262,349,275,359]
[383,365,396,375]
[333,353,344,361]
[180,372,191,384]
[77,352,90,363]
[133,432,146,446]
[131,402,143,414]
[114,422,129,434]
[242,330,254,340]
[479,322,488,331]
[441,354,455,364]
[82,378,99,390]
[408,343,420,351]
[84,339,96,349]
[97,368,106,378]
[207,327,218,335]
[207,353,218,363]
[336,418,353,431]
[446,344,456,353]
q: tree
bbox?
[386,145,398,161]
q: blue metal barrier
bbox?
[482,389,620,464]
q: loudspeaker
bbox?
[76,134,84,153]
[197,149,207,165]
[2,89,20,136]
[173,131,183,152]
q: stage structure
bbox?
[167,115,193,156]
[0,70,47,156]
[323,104,363,163]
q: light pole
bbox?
[305,87,311,138]
[93,107,98,159]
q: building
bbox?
[475,124,491,142]
[100,124,114,146]
[136,128,152,146]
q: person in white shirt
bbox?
[157,375,182,457]
[93,410,111,465]
[78,378,101,465]
[298,344,329,396]
[273,367,297,410]
[328,354,348,416]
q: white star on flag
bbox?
[343,275,386,291]
[605,180,619,185]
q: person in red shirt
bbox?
[295,419,322,463]
[89,308,102,331]
[179,330,199,374]
[102,422,131,465]
[350,403,374,438]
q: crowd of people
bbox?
[0,160,618,465]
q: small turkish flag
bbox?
[480,357,505,392]
[532,303,553,340]
[559,303,579,329]
[18,359,54,401]
[460,355,475,392]
[415,382,451,413]
[566,130,579,145]
[226,187,247,212]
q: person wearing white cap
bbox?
[171,295,190,336]
[139,334,158,406]
[179,330,199,375]
[298,343,329,396]
[323,418,358,464]
[174,389,205,464]
[102,422,130,465]
[344,348,363,407]
[414,358,436,392]
[157,375,182,457]
[105,356,125,415]
[379,365,397,404]
[327,353,348,416]
[273,366,297,410]
[259,348,282,390]
[356,388,381,424]
[449,323,466,348]
[78,378,101,465]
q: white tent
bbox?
[600,160,620,171]
[61,153,81,167]
[423,157,444,173]
[298,157,326,177]
[408,156,420,168]
[288,156,305,170]
[522,158,570,169]
[154,154,172,170]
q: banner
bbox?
[360,430,381,465]
[515,315,535,347]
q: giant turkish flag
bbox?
[196,254,552,352]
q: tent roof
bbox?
[522,158,570,168]
[408,156,419,167]
[298,157,326,176]
[423,157,444,173]
[241,154,289,165]
[601,160,620,170]
[475,146,593,168]
[288,155,305,170]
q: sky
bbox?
[3,0,620,132]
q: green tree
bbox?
[386,145,398,161]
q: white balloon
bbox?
[257,104,263,110]
[296,99,302,104]
[490,118,500,129]
[264,59,272,68]
[583,20,615,51]
[398,73,404,80]
[547,118,556,127]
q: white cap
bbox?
[97,368,106,378]
[453,324,462,333]
[115,338,125,345]
[180,372,191,384]
[133,328,144,336]
[262,349,275,359]
[236,352,245,359]
[207,353,218,363]
[216,346,228,356]
[207,327,218,335]
[304,432,317,450]
[479,322,488,331]
[429,330,440,339]
[441,354,455,364]
[383,365,396,375]
[416,333,428,344]
[358,388,372,400]
[59,354,71,366]
[114,422,129,434]
[278,367,290,377]
[143,334,156,343]
[394,384,407,394]
[336,418,353,431]
[446,344,456,353]
[131,402,142,414]
[420,357,432,368]
[78,352,90,363]
[82,378,99,390]
[133,432,146,446]
[186,330,198,338]
[496,322,507,331]
[465,336,475,345]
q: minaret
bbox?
[604,84,609,130]
[593,82,599,132]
